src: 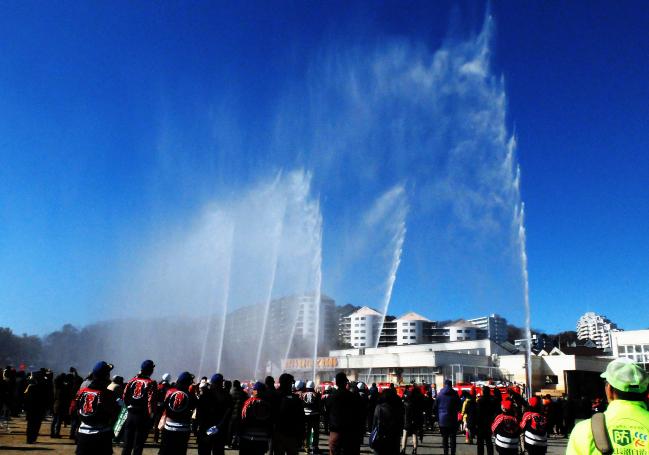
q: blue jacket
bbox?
[435,385,460,428]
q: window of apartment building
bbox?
[402,336,408,339]
[410,336,416,339]
[410,329,415,332]
[410,322,416,326]
[360,330,366,333]
[402,329,408,333]
[360,317,365,320]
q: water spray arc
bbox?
[517,202,533,395]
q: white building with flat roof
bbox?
[611,329,649,371]
[445,320,486,342]
[467,314,508,343]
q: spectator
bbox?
[434,380,460,455]
[328,372,364,455]
[371,388,404,455]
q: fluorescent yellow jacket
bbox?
[566,400,649,455]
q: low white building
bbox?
[611,329,649,371]
[445,320,486,342]
[283,339,612,398]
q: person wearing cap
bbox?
[566,358,649,455]
[196,373,233,455]
[240,381,273,455]
[301,380,320,454]
[72,361,119,454]
[159,371,197,455]
[491,399,520,455]
[121,359,158,455]
[520,396,548,455]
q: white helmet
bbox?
[306,380,315,389]
[358,382,366,390]
[161,373,171,384]
[295,380,305,390]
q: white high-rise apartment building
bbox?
[467,314,508,343]
[346,306,383,348]
[395,312,430,345]
[576,312,620,349]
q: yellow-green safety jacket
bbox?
[566,400,649,455]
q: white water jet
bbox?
[311,210,323,382]
[253,213,286,380]
[215,225,235,373]
[363,186,408,383]
[517,201,533,395]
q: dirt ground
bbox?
[0,414,568,454]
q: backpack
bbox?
[591,413,613,455]
[369,405,389,450]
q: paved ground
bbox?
[0,415,568,454]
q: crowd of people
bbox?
[1,357,648,455]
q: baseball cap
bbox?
[501,399,513,412]
[92,361,113,377]
[252,381,265,391]
[600,358,649,393]
[177,371,194,386]
[141,360,155,371]
[210,373,224,384]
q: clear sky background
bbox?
[1,1,647,336]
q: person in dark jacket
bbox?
[491,399,520,455]
[320,385,333,434]
[72,361,119,455]
[401,386,424,454]
[196,373,233,455]
[272,373,305,455]
[372,388,404,455]
[475,386,496,455]
[301,380,321,454]
[24,371,49,444]
[434,380,460,455]
[328,372,364,455]
[520,396,548,455]
[159,372,197,455]
[122,359,158,455]
[240,382,273,455]
[153,373,172,443]
[367,383,379,433]
[67,367,84,440]
[51,372,73,438]
[229,380,248,449]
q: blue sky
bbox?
[1,1,647,336]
